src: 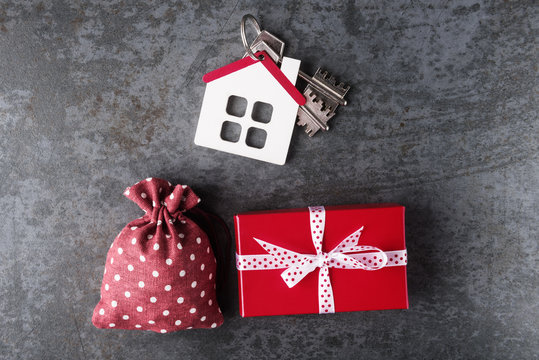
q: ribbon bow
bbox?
[236,206,407,314]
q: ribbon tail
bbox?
[318,266,335,314]
[330,226,364,254]
[253,237,305,259]
[281,260,317,288]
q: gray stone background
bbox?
[0,0,537,359]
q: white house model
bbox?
[194,51,305,165]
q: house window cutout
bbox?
[251,101,273,124]
[246,127,267,149]
[226,95,247,117]
[220,121,242,143]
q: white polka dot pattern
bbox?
[235,206,408,314]
[92,178,224,333]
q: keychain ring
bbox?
[241,14,263,61]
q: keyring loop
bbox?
[241,14,263,61]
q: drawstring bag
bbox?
[92,178,224,333]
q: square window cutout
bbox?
[251,101,273,123]
[226,95,247,117]
[245,127,267,149]
[220,121,242,143]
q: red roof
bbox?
[203,51,306,106]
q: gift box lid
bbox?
[234,204,408,317]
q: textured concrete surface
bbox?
[0,0,538,359]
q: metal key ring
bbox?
[241,14,263,61]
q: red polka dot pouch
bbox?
[92,178,224,333]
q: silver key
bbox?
[243,30,285,64]
[296,89,334,136]
[241,15,350,136]
[296,69,350,136]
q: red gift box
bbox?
[234,204,408,317]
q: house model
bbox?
[194,51,305,165]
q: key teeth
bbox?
[306,92,334,118]
[296,106,326,137]
[323,71,336,85]
[298,67,349,136]
[313,68,349,95]
[306,91,316,100]
[338,82,350,91]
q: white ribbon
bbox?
[236,206,408,314]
